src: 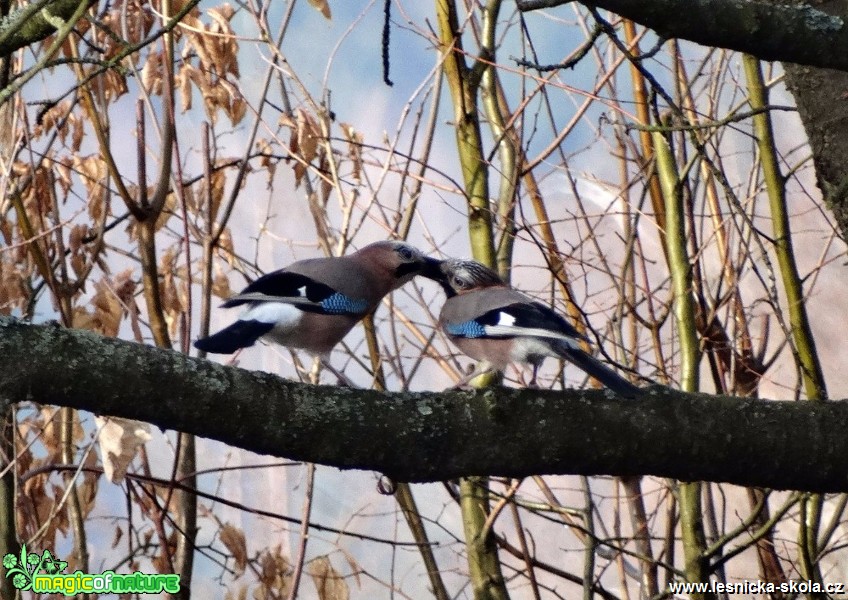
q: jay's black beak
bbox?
[394,255,445,279]
[418,256,446,282]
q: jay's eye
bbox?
[452,276,467,289]
[397,246,414,260]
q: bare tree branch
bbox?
[516,0,848,72]
[2,317,848,491]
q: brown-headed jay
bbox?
[195,241,440,357]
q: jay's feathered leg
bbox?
[528,360,542,389]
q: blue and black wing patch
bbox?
[447,302,587,341]
[315,292,369,315]
[444,319,487,338]
[223,272,369,315]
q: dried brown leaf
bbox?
[68,224,86,256]
[183,184,197,213]
[111,525,124,549]
[209,3,236,23]
[152,535,176,574]
[64,552,78,574]
[33,100,71,140]
[70,253,86,279]
[21,472,49,519]
[296,109,321,164]
[125,220,138,243]
[308,0,332,20]
[340,122,364,182]
[72,155,108,220]
[230,96,246,125]
[154,192,176,232]
[336,547,362,589]
[308,556,349,600]
[255,138,277,185]
[291,108,321,187]
[219,523,248,575]
[0,218,11,244]
[158,247,184,332]
[202,83,227,126]
[22,166,53,218]
[226,584,248,600]
[111,5,153,48]
[257,545,291,598]
[176,64,195,112]
[0,266,26,314]
[209,168,225,221]
[216,228,235,267]
[54,159,72,195]
[77,450,100,518]
[38,406,82,458]
[212,267,231,299]
[320,154,332,204]
[187,31,213,78]
[72,306,98,333]
[50,484,70,536]
[207,6,240,78]
[172,0,202,22]
[102,69,129,101]
[95,416,151,483]
[90,277,124,337]
[113,269,136,307]
[141,51,165,96]
[71,114,84,152]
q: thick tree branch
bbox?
[516,0,848,72]
[2,317,848,491]
[0,0,97,59]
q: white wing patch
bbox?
[496,312,516,327]
[240,302,303,327]
[483,324,582,348]
[297,285,307,297]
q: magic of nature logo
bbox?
[3,543,180,596]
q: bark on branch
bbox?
[0,0,97,59]
[517,0,848,72]
[2,317,848,491]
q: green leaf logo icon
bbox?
[2,543,34,591]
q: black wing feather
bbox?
[556,346,642,398]
[476,302,587,341]
[222,272,337,308]
[194,320,274,354]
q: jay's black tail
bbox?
[555,344,642,398]
[194,320,274,354]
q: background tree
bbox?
[1,1,847,599]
